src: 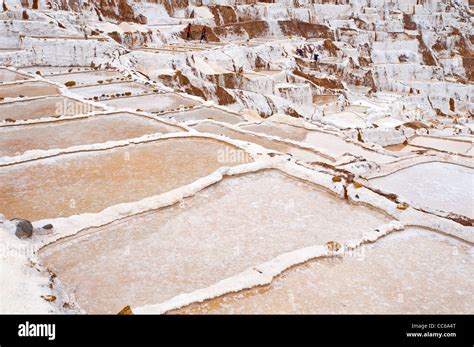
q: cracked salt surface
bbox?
[0,137,250,221]
[39,170,391,314]
[175,228,474,314]
[371,162,474,218]
[0,112,183,157]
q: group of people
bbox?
[185,23,319,62]
[296,44,319,61]
[185,23,208,43]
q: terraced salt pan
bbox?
[162,107,244,124]
[0,113,184,157]
[43,70,127,86]
[323,111,368,129]
[0,68,31,82]
[241,122,396,163]
[0,96,100,121]
[70,82,156,99]
[0,137,250,221]
[0,81,60,99]
[192,122,330,163]
[18,66,96,76]
[100,94,200,112]
[174,228,473,314]
[39,170,391,314]
[409,136,473,156]
[371,162,474,218]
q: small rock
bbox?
[41,295,57,302]
[397,202,409,210]
[332,176,342,183]
[5,118,16,123]
[118,305,133,315]
[65,81,76,87]
[353,182,363,189]
[42,224,53,230]
[14,219,33,239]
[326,241,341,252]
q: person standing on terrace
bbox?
[200,26,208,43]
[185,23,192,40]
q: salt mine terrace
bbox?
[191,121,332,164]
[69,81,162,100]
[160,106,245,124]
[173,228,474,314]
[0,80,61,99]
[0,67,31,82]
[370,162,474,219]
[0,95,102,122]
[39,169,392,314]
[0,0,472,319]
[43,70,131,86]
[0,137,252,221]
[0,112,185,157]
[99,93,202,113]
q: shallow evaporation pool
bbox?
[43,70,128,86]
[162,107,244,124]
[18,66,95,76]
[191,122,331,163]
[100,94,200,112]
[174,228,473,314]
[0,68,31,82]
[0,112,185,157]
[409,136,473,156]
[240,122,397,164]
[69,82,157,100]
[0,96,101,121]
[0,81,61,99]
[313,95,339,106]
[371,162,474,219]
[0,137,251,221]
[323,111,368,129]
[39,170,392,314]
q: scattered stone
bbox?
[332,176,342,183]
[353,182,363,189]
[5,118,16,123]
[118,305,133,315]
[14,219,33,239]
[65,81,76,87]
[326,241,342,252]
[397,202,409,210]
[41,295,57,302]
[42,224,53,230]
[35,71,42,76]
